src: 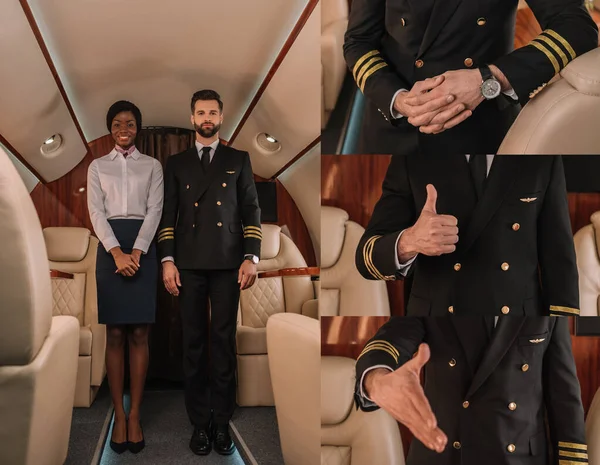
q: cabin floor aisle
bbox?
[65,384,283,465]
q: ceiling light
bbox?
[40,134,63,156]
[256,133,281,154]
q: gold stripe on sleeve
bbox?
[529,41,560,74]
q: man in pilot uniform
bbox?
[355,317,588,465]
[355,155,579,317]
[343,0,598,154]
[159,89,261,456]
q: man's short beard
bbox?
[194,122,220,138]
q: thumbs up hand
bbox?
[364,343,447,453]
[397,184,459,261]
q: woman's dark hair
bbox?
[106,100,142,132]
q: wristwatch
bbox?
[479,65,501,100]
[244,254,259,264]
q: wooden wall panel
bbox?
[255,174,317,266]
[322,316,600,457]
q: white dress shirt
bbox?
[161,139,219,264]
[87,147,164,253]
[394,155,494,271]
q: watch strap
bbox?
[479,65,493,82]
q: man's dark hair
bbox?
[190,89,223,113]
[106,100,142,132]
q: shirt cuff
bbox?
[161,256,174,263]
[102,237,121,254]
[390,89,408,119]
[359,365,394,405]
[394,230,418,273]
[133,238,150,254]
[502,87,518,100]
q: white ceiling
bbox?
[0,0,320,181]
[0,0,88,182]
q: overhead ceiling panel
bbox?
[232,3,320,179]
[0,0,88,182]
[27,0,310,142]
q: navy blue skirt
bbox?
[96,219,157,325]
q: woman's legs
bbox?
[106,324,127,443]
[127,324,150,442]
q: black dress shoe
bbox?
[213,425,236,455]
[128,423,145,454]
[190,427,212,456]
[109,419,128,454]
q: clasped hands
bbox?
[112,248,142,277]
[394,69,486,135]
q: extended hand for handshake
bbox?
[394,69,487,134]
[397,184,459,262]
[365,343,447,453]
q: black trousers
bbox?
[179,269,240,428]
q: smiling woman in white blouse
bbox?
[87,101,163,455]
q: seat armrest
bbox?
[236,326,268,355]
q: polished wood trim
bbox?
[0,132,45,181]
[270,136,320,181]
[228,0,319,144]
[258,267,319,278]
[19,0,90,159]
[50,270,74,279]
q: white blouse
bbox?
[87,148,164,253]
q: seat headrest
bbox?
[321,356,355,425]
[0,148,52,366]
[561,48,600,96]
[260,224,281,260]
[321,206,349,269]
[43,227,91,262]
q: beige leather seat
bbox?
[43,227,107,406]
[573,212,600,316]
[587,388,600,465]
[498,48,600,154]
[267,313,320,465]
[321,0,348,128]
[321,206,390,316]
[322,356,405,465]
[0,148,80,465]
[236,224,316,406]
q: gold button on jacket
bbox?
[464,57,473,67]
[507,444,516,453]
[454,263,461,271]
[449,358,457,367]
[501,306,510,315]
[501,262,510,271]
[415,59,424,68]
[477,17,486,26]
[508,402,517,411]
[453,442,461,449]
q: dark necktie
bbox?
[200,146,211,173]
[468,155,487,199]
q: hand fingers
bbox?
[248,274,257,288]
[175,270,182,288]
[442,109,473,130]
[422,184,437,214]
[407,343,431,372]
[436,215,458,227]
[405,94,455,119]
[238,268,243,284]
[412,75,444,94]
[240,273,249,290]
[410,422,447,453]
[408,382,437,430]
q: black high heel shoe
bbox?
[128,422,145,454]
[109,419,128,454]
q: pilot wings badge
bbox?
[529,338,545,344]
[520,197,538,203]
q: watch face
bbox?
[482,79,501,99]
